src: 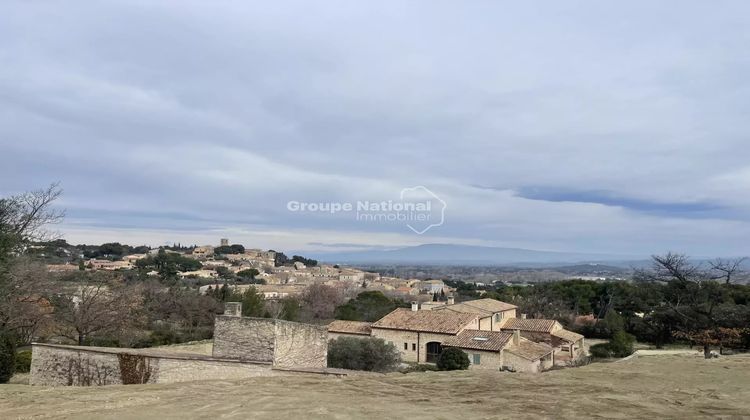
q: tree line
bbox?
[450,254,749,357]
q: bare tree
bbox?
[0,183,65,260]
[51,274,143,345]
[263,297,300,321]
[0,258,55,344]
[141,281,221,335]
[301,284,342,320]
[264,300,286,320]
[646,253,705,283]
[708,257,747,285]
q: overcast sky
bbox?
[1,1,749,257]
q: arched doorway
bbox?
[426,342,442,363]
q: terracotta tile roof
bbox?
[436,298,517,316]
[371,308,477,334]
[328,320,372,336]
[551,329,584,343]
[442,330,513,352]
[501,318,560,333]
[506,339,554,361]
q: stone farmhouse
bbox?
[327,320,373,340]
[370,305,480,363]
[328,298,584,373]
[87,258,133,270]
[431,298,584,359]
[430,297,518,330]
[191,245,214,259]
[443,329,555,373]
[498,318,585,361]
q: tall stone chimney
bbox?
[447,295,455,305]
[513,329,520,345]
[411,301,419,312]
[224,302,242,317]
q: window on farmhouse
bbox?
[495,313,501,322]
[404,342,408,350]
[412,343,416,351]
[473,354,481,365]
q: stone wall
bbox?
[30,344,276,387]
[502,351,542,373]
[274,320,327,369]
[465,349,504,371]
[212,316,328,369]
[31,344,129,386]
[328,332,370,340]
[213,316,276,361]
[372,328,420,362]
[157,358,276,383]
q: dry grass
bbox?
[2,354,749,419]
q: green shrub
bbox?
[589,331,635,359]
[609,330,635,357]
[0,330,16,383]
[15,350,32,373]
[400,364,439,373]
[588,342,612,358]
[436,347,470,371]
[327,337,401,372]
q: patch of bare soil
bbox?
[1,354,749,419]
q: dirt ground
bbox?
[2,353,749,419]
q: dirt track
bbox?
[2,354,749,419]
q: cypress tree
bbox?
[0,329,16,384]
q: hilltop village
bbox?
[44,239,454,302]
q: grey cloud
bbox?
[1,0,749,256]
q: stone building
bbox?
[87,259,133,270]
[327,297,580,373]
[370,303,480,363]
[432,298,517,330]
[498,318,585,360]
[428,297,584,361]
[442,329,555,373]
[327,320,373,340]
[191,245,214,259]
[419,279,445,294]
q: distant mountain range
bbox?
[310,243,646,267]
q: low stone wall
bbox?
[503,350,542,373]
[30,343,275,386]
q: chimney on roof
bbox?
[447,295,455,305]
[521,313,527,319]
[411,301,419,312]
[513,329,520,345]
[224,302,242,317]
